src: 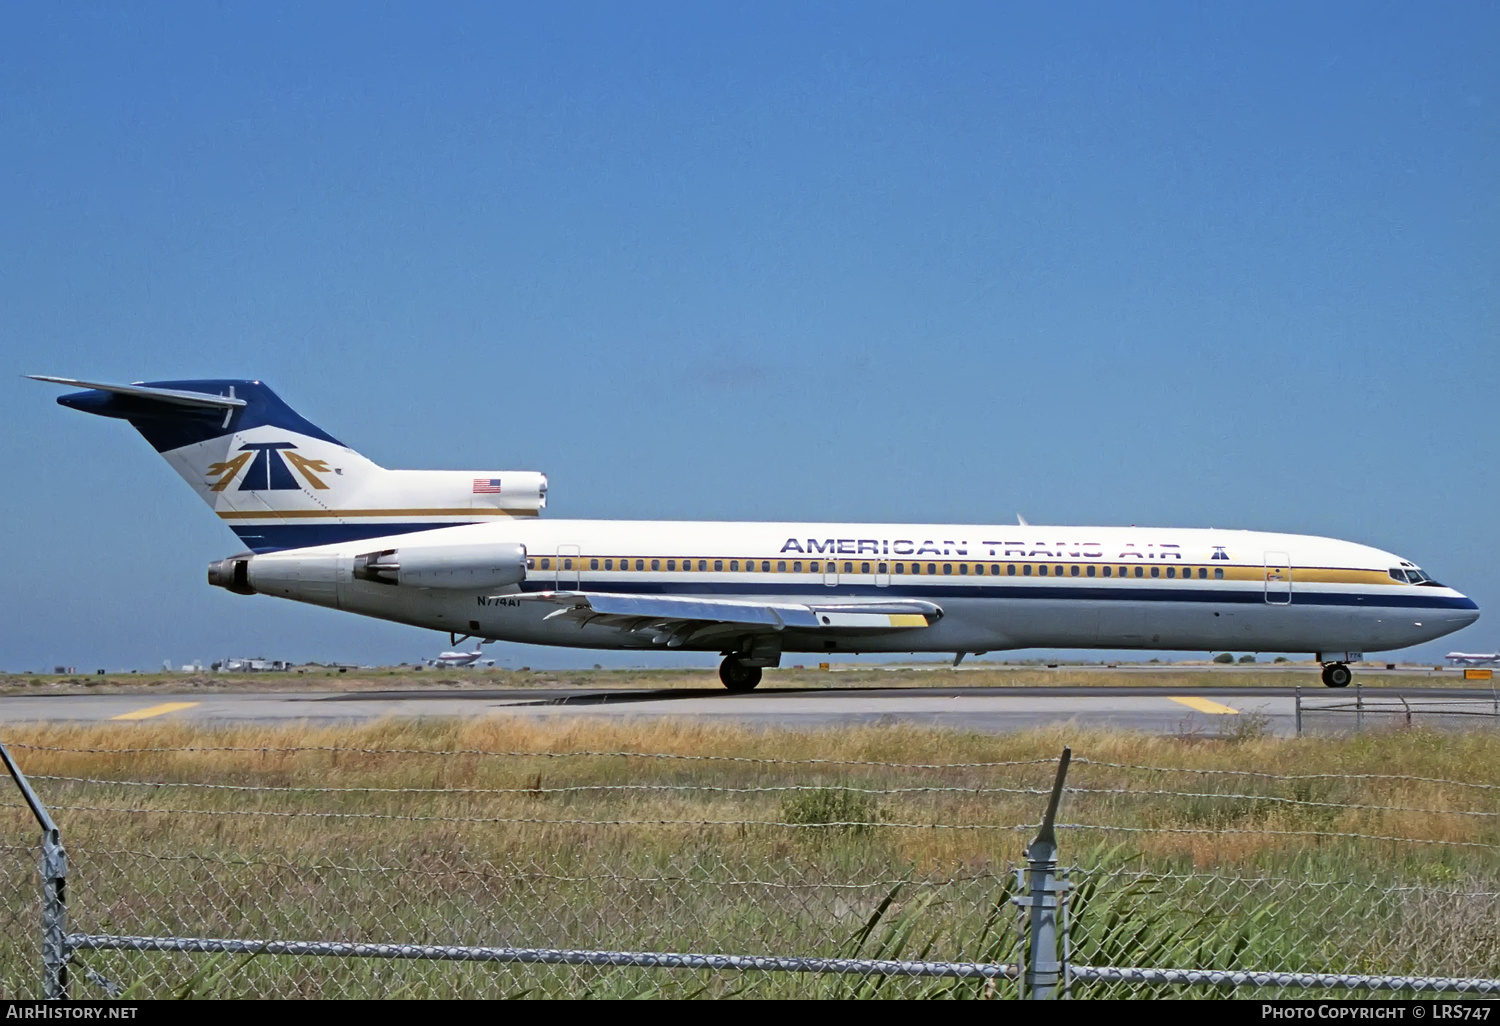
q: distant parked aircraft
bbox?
[428,647,495,668]
[1445,651,1500,666]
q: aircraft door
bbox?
[822,558,839,588]
[875,561,891,588]
[1264,552,1291,605]
[556,544,581,591]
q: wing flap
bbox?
[519,591,939,634]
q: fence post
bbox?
[1016,747,1071,1000]
[1,740,68,999]
[1295,686,1302,737]
[1355,682,1363,733]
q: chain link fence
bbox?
[3,731,1499,999]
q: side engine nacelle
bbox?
[351,542,528,590]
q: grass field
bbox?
[2,718,1497,997]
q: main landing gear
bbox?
[1321,662,1352,689]
[719,656,763,693]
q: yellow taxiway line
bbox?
[110,701,200,721]
[1169,696,1240,715]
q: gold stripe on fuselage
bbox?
[529,555,1402,588]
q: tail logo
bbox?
[207,442,331,492]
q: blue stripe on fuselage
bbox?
[231,521,484,553]
[517,578,1479,611]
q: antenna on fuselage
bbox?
[1017,513,1029,526]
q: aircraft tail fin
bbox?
[33,376,546,553]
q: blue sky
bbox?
[2,2,1495,670]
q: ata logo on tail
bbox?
[207,442,332,492]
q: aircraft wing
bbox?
[519,591,941,647]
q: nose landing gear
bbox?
[719,656,763,693]
[1321,662,1352,689]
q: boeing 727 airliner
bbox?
[33,376,1480,691]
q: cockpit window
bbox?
[1392,567,1442,586]
[1388,568,1408,583]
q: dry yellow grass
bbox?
[3,719,1497,998]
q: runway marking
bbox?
[110,702,200,721]
[1170,696,1240,715]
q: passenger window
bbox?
[878,562,888,574]
[942,563,952,575]
[1102,566,1111,577]
[590,559,599,570]
[1008,564,1016,576]
[1150,566,1159,578]
[652,559,661,571]
[632,559,641,571]
[844,562,854,573]
[974,564,983,575]
[666,560,675,571]
[776,561,785,572]
[909,563,919,575]
[1198,567,1207,579]
[809,561,819,573]
[730,560,739,571]
[1038,565,1048,576]
[860,562,870,573]
[762,561,771,572]
[895,563,905,574]
[541,558,550,570]
[959,563,968,575]
[793,561,802,572]
[1214,568,1224,579]
[1135,566,1144,578]
[526,558,536,570]
[698,560,708,571]
[928,563,937,574]
[603,559,612,570]
[564,558,573,570]
[1087,565,1096,577]
[1166,566,1175,579]
[1071,565,1080,577]
[1023,565,1032,576]
[714,560,723,571]
[991,564,1001,575]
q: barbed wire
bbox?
[26,775,1499,819]
[3,742,1060,771]
[26,774,1052,798]
[1072,759,1500,791]
[1056,822,1500,850]
[1064,786,1500,818]
[1,799,1038,831]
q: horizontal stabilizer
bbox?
[27,376,246,409]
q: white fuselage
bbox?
[240,519,1479,659]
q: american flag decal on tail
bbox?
[473,478,503,494]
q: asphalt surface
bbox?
[2,684,1494,736]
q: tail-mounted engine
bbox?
[352,542,528,589]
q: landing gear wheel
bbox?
[719,657,762,693]
[1321,663,1352,689]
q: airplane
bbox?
[32,376,1481,691]
[428,646,495,668]
[1445,652,1500,666]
